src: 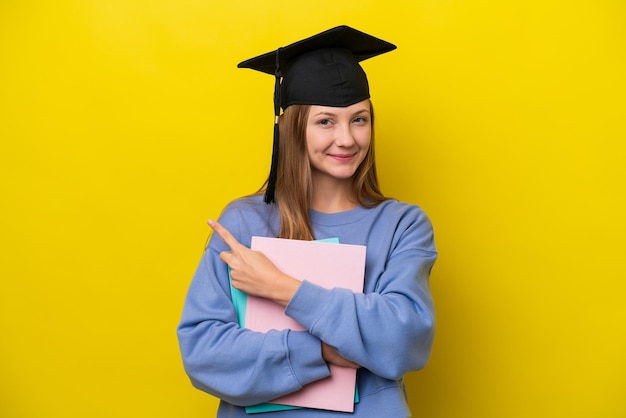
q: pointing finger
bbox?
[208,219,243,252]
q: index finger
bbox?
[207,219,244,251]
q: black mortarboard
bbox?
[237,25,396,203]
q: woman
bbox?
[177,26,437,417]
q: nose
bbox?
[334,122,356,147]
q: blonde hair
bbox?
[261,101,388,240]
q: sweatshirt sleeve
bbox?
[284,206,437,381]
[176,209,330,406]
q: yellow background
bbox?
[1,1,625,417]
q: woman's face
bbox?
[305,99,372,184]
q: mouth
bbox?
[328,153,357,162]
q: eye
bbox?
[316,118,332,126]
[352,116,369,124]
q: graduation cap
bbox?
[238,25,396,203]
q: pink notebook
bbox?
[246,236,366,413]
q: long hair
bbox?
[262,100,388,240]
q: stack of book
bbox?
[229,236,366,413]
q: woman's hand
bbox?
[208,220,301,306]
[322,342,361,369]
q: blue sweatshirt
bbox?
[177,195,437,417]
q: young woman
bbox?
[177,26,437,417]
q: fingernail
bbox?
[207,219,215,227]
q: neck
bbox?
[309,175,357,213]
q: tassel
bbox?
[264,121,280,204]
[264,48,282,204]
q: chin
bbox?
[331,171,358,180]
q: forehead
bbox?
[308,100,371,116]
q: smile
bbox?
[328,153,357,162]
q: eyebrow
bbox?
[311,108,371,117]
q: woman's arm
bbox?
[285,207,437,380]
[206,218,362,370]
[176,213,331,406]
